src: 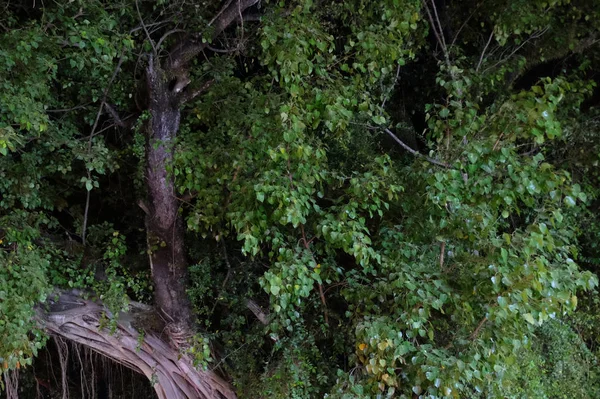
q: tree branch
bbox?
[422,0,449,65]
[245,299,269,325]
[166,0,260,71]
[482,27,549,74]
[81,52,126,245]
[37,289,237,399]
[177,79,214,105]
[476,31,495,72]
[103,103,127,127]
[383,128,451,168]
[207,44,242,54]
[156,29,187,52]
[136,0,157,56]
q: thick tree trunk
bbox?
[145,59,195,343]
[28,3,265,399]
[141,0,261,346]
[65,1,263,396]
[39,290,236,399]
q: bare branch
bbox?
[156,29,187,52]
[46,103,92,113]
[381,63,401,109]
[129,20,172,35]
[245,299,269,325]
[482,27,549,74]
[136,0,157,56]
[476,31,495,72]
[207,44,241,53]
[38,289,237,399]
[177,79,214,105]
[103,103,127,127]
[469,316,488,340]
[422,0,449,65]
[383,127,451,168]
[166,0,260,71]
[430,0,448,52]
[449,5,481,49]
[82,52,126,245]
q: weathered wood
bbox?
[38,290,236,399]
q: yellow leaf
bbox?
[358,343,367,351]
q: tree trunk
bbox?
[145,57,195,344]
[141,0,261,346]
[39,290,236,399]
[35,2,263,397]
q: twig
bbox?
[81,170,92,245]
[81,53,126,245]
[300,224,329,325]
[476,31,495,72]
[156,29,187,51]
[449,5,481,49]
[103,103,127,127]
[383,127,451,168]
[482,27,548,74]
[177,79,214,105]
[209,239,233,317]
[492,133,504,151]
[422,0,449,65]
[46,103,92,113]
[76,115,136,141]
[469,316,488,340]
[429,0,448,52]
[136,0,157,56]
[129,20,172,35]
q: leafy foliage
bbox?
[1,0,600,397]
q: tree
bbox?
[1,0,599,398]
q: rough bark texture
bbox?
[143,0,260,345]
[145,57,194,344]
[39,290,236,399]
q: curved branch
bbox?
[383,128,452,168]
[37,290,236,399]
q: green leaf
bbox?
[523,313,536,325]
[270,285,280,296]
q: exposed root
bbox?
[3,369,19,399]
[55,336,69,399]
[37,289,236,399]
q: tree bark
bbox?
[145,56,195,344]
[36,3,264,397]
[38,290,236,399]
[142,0,260,344]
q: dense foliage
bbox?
[1,0,599,397]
